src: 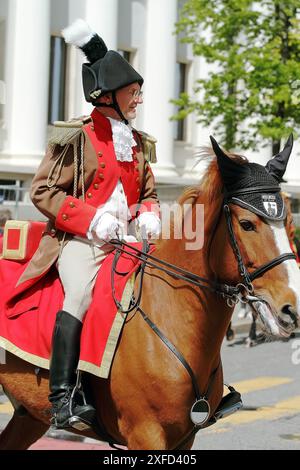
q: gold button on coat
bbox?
[94,183,99,189]
[87,193,92,198]
[62,214,68,221]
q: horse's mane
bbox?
[156,147,248,250]
[178,147,248,210]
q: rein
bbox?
[109,238,241,307]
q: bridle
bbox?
[223,201,296,305]
[223,184,296,302]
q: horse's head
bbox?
[209,135,300,338]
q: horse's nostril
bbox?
[281,304,293,315]
[280,304,298,326]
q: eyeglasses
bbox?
[130,90,143,99]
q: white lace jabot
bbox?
[108,117,136,162]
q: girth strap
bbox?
[138,306,202,400]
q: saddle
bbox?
[1,220,46,261]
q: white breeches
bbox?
[57,238,114,322]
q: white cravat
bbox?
[107,117,136,162]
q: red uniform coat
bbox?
[9,110,159,303]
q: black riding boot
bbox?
[49,310,96,430]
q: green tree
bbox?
[175,0,300,153]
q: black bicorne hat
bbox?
[62,19,144,103]
[210,135,293,221]
[82,51,144,102]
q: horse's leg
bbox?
[0,411,49,450]
[226,321,235,341]
[125,421,168,450]
[249,316,257,341]
[176,437,195,450]
[126,423,195,450]
[246,315,257,347]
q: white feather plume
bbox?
[62,19,94,47]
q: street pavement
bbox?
[1,305,299,450]
[193,331,300,449]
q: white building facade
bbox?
[0,0,299,220]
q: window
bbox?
[0,180,23,203]
[174,62,187,141]
[291,198,300,214]
[48,36,67,124]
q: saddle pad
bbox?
[0,243,155,378]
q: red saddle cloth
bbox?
[0,242,154,378]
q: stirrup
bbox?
[213,385,243,420]
[68,371,95,431]
[68,415,93,431]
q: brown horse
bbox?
[1,141,300,450]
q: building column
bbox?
[143,0,177,179]
[4,0,50,157]
[182,56,208,180]
[68,0,119,117]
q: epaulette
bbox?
[135,130,157,163]
[48,116,92,147]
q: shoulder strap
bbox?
[47,116,91,200]
[48,116,92,147]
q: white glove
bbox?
[137,212,161,240]
[88,212,124,243]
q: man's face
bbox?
[116,83,143,121]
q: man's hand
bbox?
[92,213,124,243]
[137,212,161,240]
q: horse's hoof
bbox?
[245,338,256,348]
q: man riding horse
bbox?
[19,19,161,430]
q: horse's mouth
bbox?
[248,296,297,338]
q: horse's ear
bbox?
[210,136,249,186]
[265,134,293,182]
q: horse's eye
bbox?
[240,220,255,231]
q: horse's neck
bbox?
[155,200,219,277]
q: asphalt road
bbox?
[1,328,299,450]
